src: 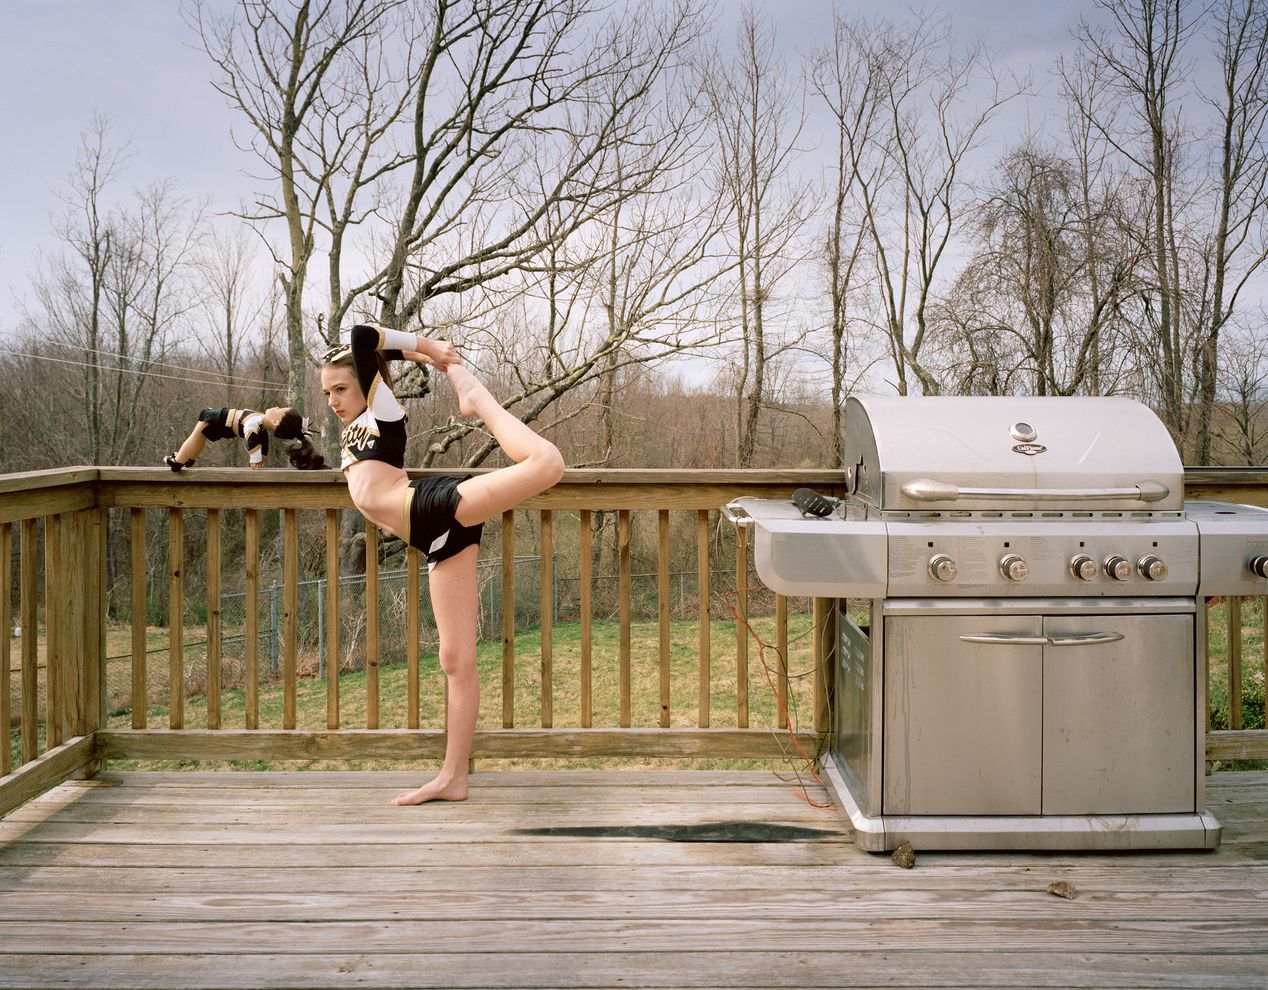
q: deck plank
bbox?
[0,769,1264,989]
[0,952,1262,990]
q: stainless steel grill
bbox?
[726,396,1268,851]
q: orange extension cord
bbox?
[722,587,836,811]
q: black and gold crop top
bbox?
[337,323,417,470]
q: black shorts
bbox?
[401,476,484,570]
[198,407,235,442]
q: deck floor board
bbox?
[0,769,1265,989]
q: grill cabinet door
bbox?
[1042,613,1195,814]
[883,615,1043,815]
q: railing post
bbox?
[168,508,184,730]
[20,518,39,764]
[366,523,379,729]
[697,509,710,729]
[207,508,222,731]
[244,508,260,730]
[735,521,748,729]
[0,522,11,777]
[282,508,298,730]
[813,597,836,740]
[502,510,515,729]
[540,510,553,729]
[1228,597,1243,730]
[325,509,340,730]
[74,508,106,777]
[130,509,147,729]
[44,514,62,749]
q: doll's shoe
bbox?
[164,453,194,472]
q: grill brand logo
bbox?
[1008,421,1045,455]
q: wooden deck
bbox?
[0,770,1265,989]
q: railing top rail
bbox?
[89,466,852,484]
[1183,467,1268,486]
[0,466,100,495]
[0,465,1263,514]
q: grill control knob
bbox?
[1249,555,1268,579]
[928,553,958,582]
[1137,554,1168,582]
[1104,554,1132,581]
[999,553,1029,582]
[1069,554,1098,581]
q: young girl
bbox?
[165,405,325,471]
[322,323,563,805]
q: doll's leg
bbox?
[168,421,209,469]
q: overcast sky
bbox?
[0,0,1134,343]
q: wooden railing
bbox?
[2,465,1266,816]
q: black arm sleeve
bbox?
[350,324,405,397]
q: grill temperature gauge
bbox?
[928,553,958,582]
[1104,554,1133,581]
[1069,554,1098,581]
[999,553,1029,582]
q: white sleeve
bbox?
[243,414,266,464]
[380,328,417,352]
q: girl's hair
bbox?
[323,344,393,389]
[272,407,326,469]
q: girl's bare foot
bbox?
[447,364,489,419]
[391,776,469,805]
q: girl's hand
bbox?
[418,338,461,369]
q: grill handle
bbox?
[900,478,1170,503]
[960,632,1126,647]
[720,502,754,527]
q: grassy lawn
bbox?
[98,611,825,772]
[9,599,1266,773]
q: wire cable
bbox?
[4,349,291,394]
[722,586,836,811]
[43,340,285,389]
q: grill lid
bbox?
[844,396,1183,512]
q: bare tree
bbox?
[936,142,1146,396]
[42,116,122,464]
[703,6,810,466]
[1194,0,1268,459]
[197,225,270,406]
[1072,0,1203,448]
[421,32,735,472]
[1069,0,1268,457]
[103,181,207,465]
[25,120,202,467]
[189,0,404,408]
[811,11,886,463]
[1213,318,1268,463]
[823,14,1015,397]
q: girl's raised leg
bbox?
[391,543,480,805]
[449,365,564,527]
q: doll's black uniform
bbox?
[198,407,270,464]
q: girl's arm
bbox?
[400,338,460,369]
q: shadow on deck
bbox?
[0,769,1266,989]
